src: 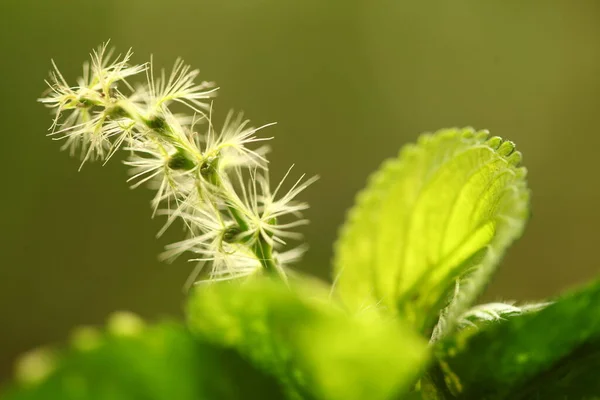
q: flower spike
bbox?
[40,43,315,285]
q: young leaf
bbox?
[433,279,600,399]
[332,128,529,335]
[186,277,429,400]
[2,313,283,400]
[453,302,548,331]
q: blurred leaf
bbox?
[433,279,600,399]
[332,128,529,335]
[187,277,429,400]
[1,313,283,400]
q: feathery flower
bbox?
[227,166,319,246]
[145,57,217,114]
[40,42,315,285]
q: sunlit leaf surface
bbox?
[333,128,529,335]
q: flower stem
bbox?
[253,235,288,282]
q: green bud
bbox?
[222,225,242,243]
[200,155,220,184]
[145,115,168,133]
[168,151,196,171]
[106,105,129,119]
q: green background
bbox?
[1,0,599,383]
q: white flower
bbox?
[211,111,273,169]
[87,42,147,93]
[187,110,273,174]
[160,202,263,283]
[124,139,196,217]
[228,166,318,247]
[145,57,217,114]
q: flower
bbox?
[227,166,319,247]
[39,42,148,168]
[144,57,218,114]
[160,198,263,283]
[41,42,314,286]
[208,111,274,170]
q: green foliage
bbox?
[433,279,600,399]
[2,314,283,400]
[186,277,429,400]
[332,128,529,335]
[22,85,600,400]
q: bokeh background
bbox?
[1,0,599,383]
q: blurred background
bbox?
[1,0,599,383]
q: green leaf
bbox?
[332,128,529,335]
[2,312,283,400]
[186,277,429,400]
[433,279,600,399]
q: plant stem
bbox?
[253,235,288,283]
